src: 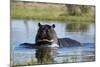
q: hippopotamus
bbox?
[20,23,81,64]
[20,23,81,48]
[35,23,81,48]
[34,23,59,63]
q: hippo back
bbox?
[58,38,81,47]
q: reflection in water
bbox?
[36,47,57,64]
[24,20,29,39]
[66,23,90,32]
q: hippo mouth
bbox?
[38,39,54,42]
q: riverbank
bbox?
[11,1,95,22]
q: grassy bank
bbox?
[11,2,95,22]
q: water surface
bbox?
[11,20,95,66]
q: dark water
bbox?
[11,20,95,66]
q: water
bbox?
[11,19,95,66]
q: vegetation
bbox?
[62,55,78,63]
[62,57,69,63]
[11,1,95,22]
[71,56,78,62]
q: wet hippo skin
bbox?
[58,38,81,47]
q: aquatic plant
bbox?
[71,56,78,62]
[62,57,69,63]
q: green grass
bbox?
[71,56,78,62]
[11,59,38,67]
[11,6,94,22]
[62,57,69,63]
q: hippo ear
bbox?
[38,23,41,27]
[52,24,55,28]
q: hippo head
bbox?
[35,23,58,46]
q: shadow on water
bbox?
[66,22,90,32]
